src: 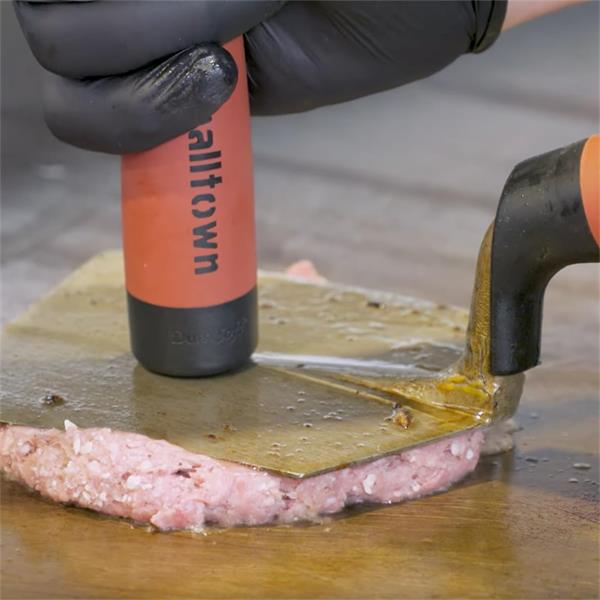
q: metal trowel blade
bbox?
[0,251,521,478]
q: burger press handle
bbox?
[120,37,258,377]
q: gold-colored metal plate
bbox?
[2,251,501,478]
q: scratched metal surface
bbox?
[1,253,484,478]
[1,3,598,598]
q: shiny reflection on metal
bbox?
[0,250,523,478]
[253,351,440,375]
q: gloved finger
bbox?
[44,45,236,154]
[15,0,283,78]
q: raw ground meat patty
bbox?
[1,261,485,530]
[0,423,483,530]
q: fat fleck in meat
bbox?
[0,421,482,531]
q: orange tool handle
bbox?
[121,37,256,309]
[581,134,599,245]
[120,38,258,377]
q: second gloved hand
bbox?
[15,0,506,154]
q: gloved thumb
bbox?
[44,44,237,154]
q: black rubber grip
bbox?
[127,287,258,377]
[490,139,599,376]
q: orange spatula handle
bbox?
[121,37,257,377]
[490,134,599,376]
[581,134,600,245]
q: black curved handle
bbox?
[489,137,599,376]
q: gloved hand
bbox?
[15,0,506,154]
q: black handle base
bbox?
[127,287,258,377]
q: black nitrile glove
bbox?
[15,1,506,154]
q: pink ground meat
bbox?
[284,260,327,282]
[0,422,482,530]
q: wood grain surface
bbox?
[1,3,598,599]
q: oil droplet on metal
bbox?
[259,299,277,309]
[39,393,65,406]
[573,462,591,470]
[384,406,412,429]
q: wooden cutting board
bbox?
[1,253,598,599]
